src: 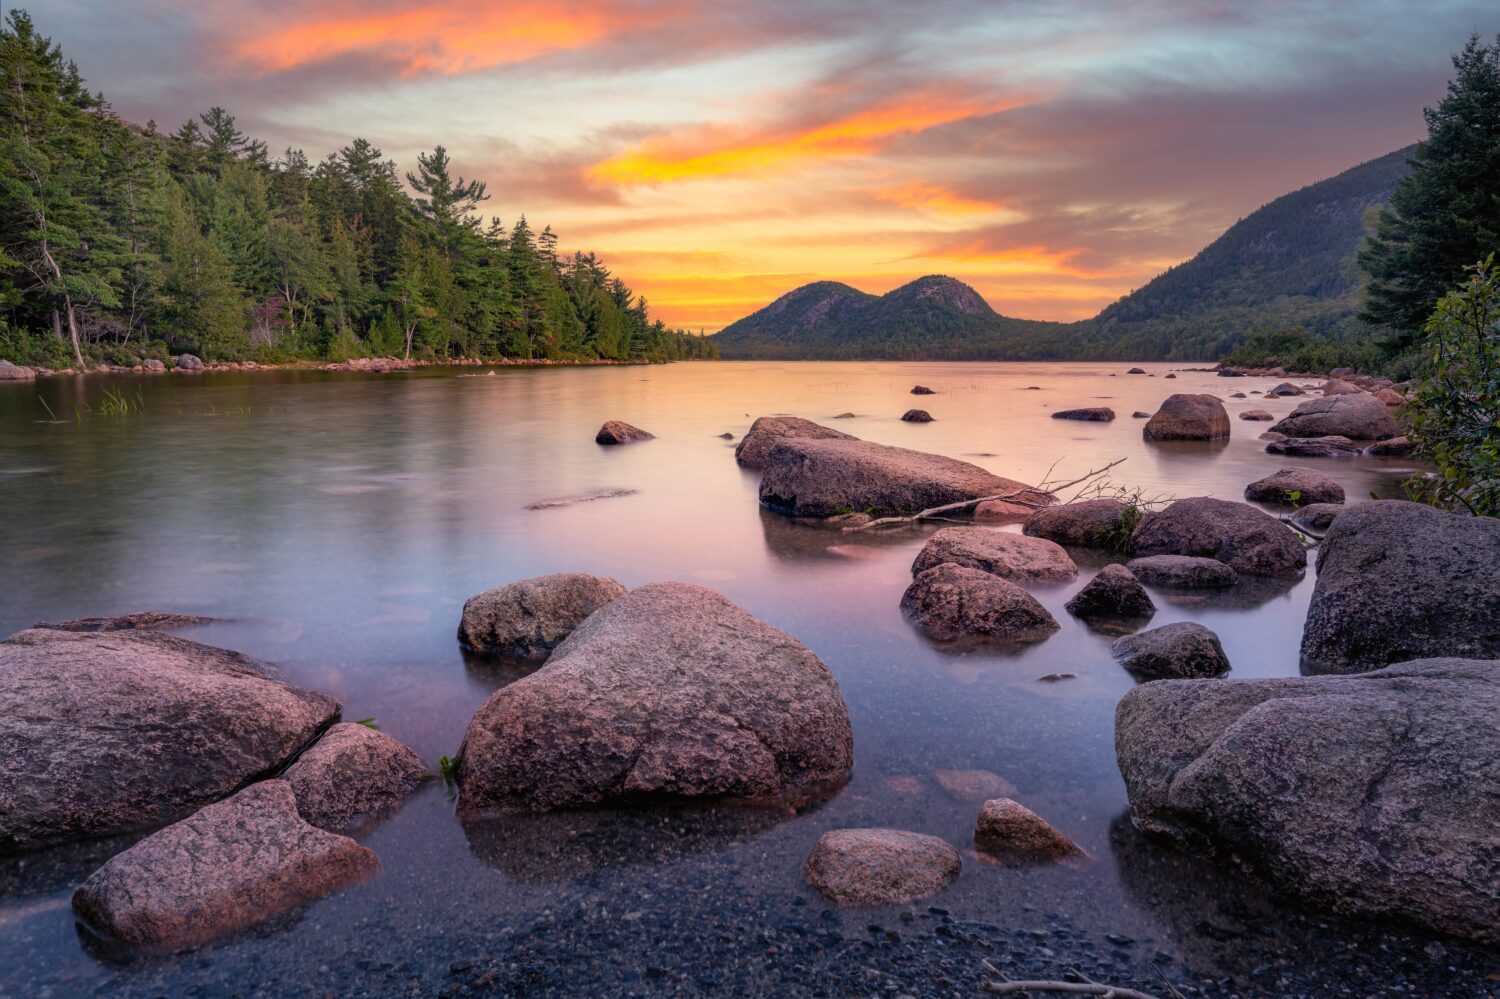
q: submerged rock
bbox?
[1129,497,1305,577]
[1243,467,1345,506]
[734,416,855,470]
[455,583,853,814]
[1065,564,1155,623]
[1125,555,1238,589]
[595,421,654,445]
[1142,394,1230,441]
[1115,658,1500,945]
[457,572,629,660]
[1112,622,1230,680]
[1270,394,1398,440]
[282,723,426,833]
[33,611,218,632]
[912,527,1078,583]
[1290,502,1345,534]
[804,829,960,906]
[900,409,934,423]
[0,629,338,854]
[1265,435,1363,458]
[1301,501,1500,674]
[901,564,1059,644]
[1364,435,1415,457]
[974,798,1084,864]
[1022,499,1129,548]
[72,781,378,951]
[1052,407,1115,422]
[934,769,1018,803]
[759,438,1049,518]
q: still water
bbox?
[0,362,1486,997]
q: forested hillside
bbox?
[0,11,715,368]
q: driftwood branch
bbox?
[843,458,1127,533]
[980,977,1164,999]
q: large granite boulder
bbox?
[72,781,378,951]
[1302,501,1500,674]
[804,829,960,906]
[1130,497,1306,577]
[1270,394,1398,440]
[282,723,426,833]
[0,359,36,380]
[595,420,654,445]
[0,629,339,854]
[901,564,1060,644]
[1268,382,1304,397]
[1022,499,1128,547]
[1364,436,1415,457]
[175,353,204,371]
[912,526,1078,583]
[1064,564,1155,623]
[1265,435,1363,458]
[1115,658,1500,945]
[734,416,855,470]
[455,583,853,814]
[1243,467,1345,506]
[974,798,1084,865]
[1125,554,1238,589]
[457,572,628,660]
[1112,622,1230,680]
[1142,394,1230,441]
[759,438,1050,518]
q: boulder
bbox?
[72,781,379,951]
[901,409,934,423]
[1052,407,1115,422]
[1265,435,1363,458]
[1114,658,1500,945]
[1373,387,1406,406]
[912,527,1078,583]
[1289,502,1344,534]
[1125,555,1238,589]
[934,769,1017,803]
[1065,564,1155,622]
[1217,367,1246,377]
[142,358,166,372]
[454,583,853,814]
[1022,499,1128,547]
[0,629,339,854]
[1269,382,1304,397]
[1364,436,1415,457]
[734,416,855,470]
[900,564,1059,644]
[1131,411,1150,418]
[974,798,1084,864]
[1238,409,1274,421]
[759,438,1050,518]
[804,829,960,906]
[175,353,203,370]
[282,723,426,833]
[910,385,935,395]
[1270,394,1398,440]
[1320,379,1364,396]
[1243,467,1345,506]
[974,499,1034,522]
[1112,622,1230,680]
[1302,501,1500,674]
[34,610,217,632]
[1130,497,1306,576]
[1142,394,1230,441]
[1229,392,1247,399]
[1165,373,1177,379]
[457,572,629,660]
[1127,367,1146,374]
[595,420,654,445]
[0,359,35,380]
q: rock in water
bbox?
[1114,658,1500,945]
[1243,467,1345,506]
[1269,382,1304,396]
[1289,502,1344,534]
[910,385,935,395]
[1301,501,1500,674]
[1142,394,1230,441]
[733,416,855,470]
[1065,565,1155,622]
[457,573,629,660]
[455,582,853,814]
[1052,407,1115,422]
[934,769,1018,803]
[1270,394,1398,440]
[72,781,379,951]
[759,438,1049,518]
[282,723,426,833]
[804,829,960,906]
[1265,435,1363,458]
[1126,554,1238,589]
[1023,499,1129,547]
[912,527,1078,583]
[974,798,1084,864]
[1321,378,1364,395]
[0,359,36,380]
[974,499,1034,523]
[595,421,654,445]
[1112,622,1230,680]
[175,353,203,370]
[1129,497,1305,577]
[901,564,1059,643]
[1364,436,1415,457]
[1238,409,1274,421]
[33,611,218,632]
[0,629,339,854]
[1127,367,1146,374]
[901,409,934,423]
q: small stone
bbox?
[595,420,654,445]
[974,798,1084,864]
[804,829,960,906]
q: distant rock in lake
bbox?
[595,421,654,445]
[1052,407,1115,421]
[901,409,934,422]
[1142,394,1230,441]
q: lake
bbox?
[0,361,1487,997]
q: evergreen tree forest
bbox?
[0,11,716,368]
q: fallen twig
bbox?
[980,976,1163,999]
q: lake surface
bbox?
[0,361,1489,997]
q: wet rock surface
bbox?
[1051,407,1115,421]
[32,610,219,632]
[734,416,855,470]
[1265,435,1363,458]
[1270,394,1398,440]
[282,723,427,833]
[595,421,654,445]
[1111,622,1230,680]
[1289,502,1344,534]
[1301,501,1500,674]
[804,829,961,906]
[1364,435,1415,457]
[974,798,1084,865]
[901,565,1059,644]
[457,572,629,660]
[1125,555,1238,589]
[1115,658,1500,945]
[901,409,934,423]
[1022,499,1128,547]
[912,527,1078,583]
[455,582,854,814]
[0,628,339,853]
[1142,394,1230,441]
[1129,497,1306,577]
[1065,564,1155,624]
[1243,467,1345,506]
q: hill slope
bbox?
[713,147,1414,361]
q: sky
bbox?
[42,0,1498,331]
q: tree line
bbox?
[0,10,717,368]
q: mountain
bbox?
[713,146,1415,361]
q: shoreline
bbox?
[6,355,672,378]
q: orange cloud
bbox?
[873,181,1002,217]
[589,90,1027,185]
[228,2,668,77]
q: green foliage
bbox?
[1219,323,1384,373]
[438,755,458,782]
[1360,35,1500,354]
[1404,256,1500,516]
[0,11,716,366]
